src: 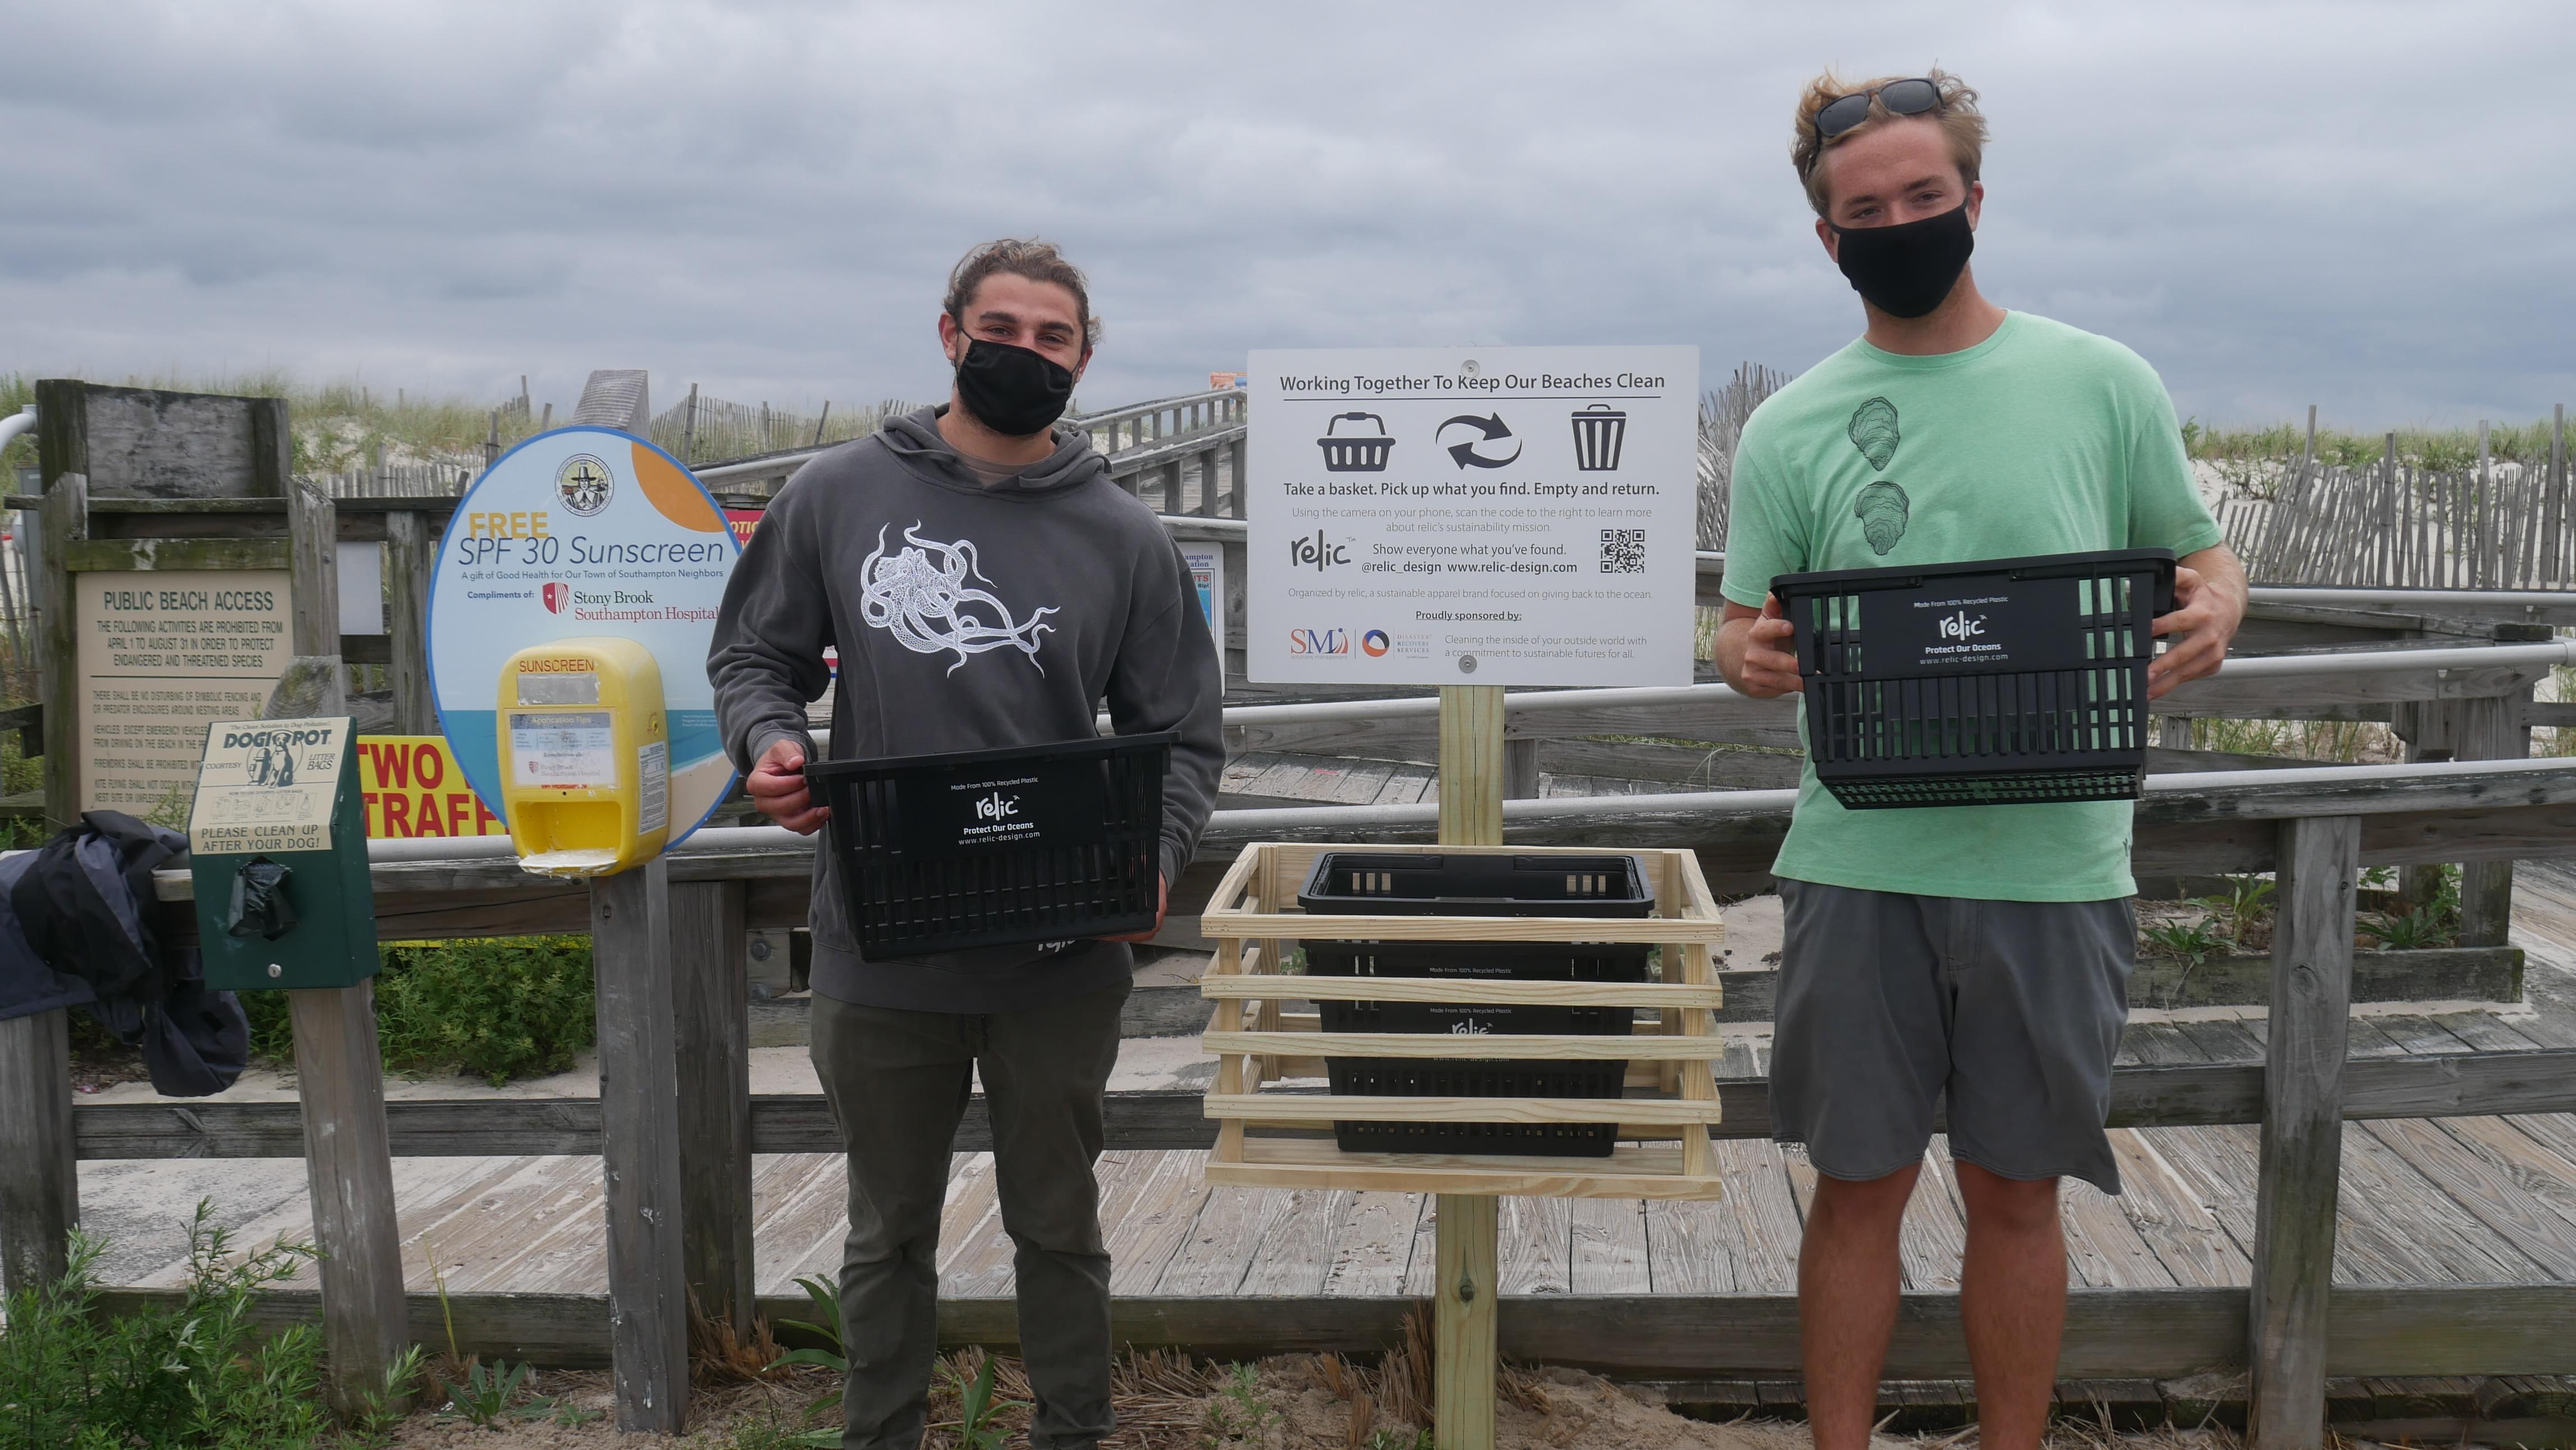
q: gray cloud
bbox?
[3,0,2570,430]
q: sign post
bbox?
[429,426,744,1432]
[1248,348,1699,1449]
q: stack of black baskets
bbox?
[1298,851,1654,1158]
[1773,548,2179,810]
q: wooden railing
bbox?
[10,756,2576,1443]
[688,387,1248,506]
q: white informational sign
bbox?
[187,715,349,855]
[1246,347,1700,687]
[428,426,741,848]
[1181,543,1227,682]
[78,570,293,814]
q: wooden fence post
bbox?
[2247,813,2359,1450]
[1502,736,1540,800]
[1435,683,1505,1450]
[278,480,411,1420]
[383,510,435,735]
[0,1006,75,1297]
[36,470,84,831]
[2457,687,2532,947]
[671,877,753,1335]
[591,856,691,1433]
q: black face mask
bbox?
[1830,203,1975,319]
[953,335,1075,438]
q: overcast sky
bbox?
[6,1,2572,432]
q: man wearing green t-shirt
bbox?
[1715,71,2246,1450]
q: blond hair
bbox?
[1790,69,1987,217]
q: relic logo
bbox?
[1937,611,1987,640]
[1448,1020,1493,1035]
[1287,530,1351,572]
[542,582,569,614]
[974,791,1021,822]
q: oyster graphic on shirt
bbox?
[1854,480,1911,556]
[1847,396,1901,470]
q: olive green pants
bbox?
[808,980,1128,1450]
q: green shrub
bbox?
[243,935,595,1085]
[0,1201,336,1449]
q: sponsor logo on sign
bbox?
[555,454,614,517]
[975,791,1021,821]
[1937,611,1988,640]
[542,581,569,613]
[1448,1020,1492,1035]
[1289,628,1351,655]
[1361,629,1391,657]
[1287,530,1350,571]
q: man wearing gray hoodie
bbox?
[709,238,1224,1450]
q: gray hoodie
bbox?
[708,406,1224,1012]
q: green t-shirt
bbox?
[1721,311,2223,902]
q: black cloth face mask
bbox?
[953,335,1075,438]
[1830,203,1975,319]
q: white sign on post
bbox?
[1246,347,1700,688]
[1181,543,1227,682]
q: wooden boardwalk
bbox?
[95,868,2576,1309]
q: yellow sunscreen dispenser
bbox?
[496,636,670,877]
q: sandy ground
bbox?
[374,1351,2255,1450]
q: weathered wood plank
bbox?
[382,510,435,733]
[0,1008,76,1297]
[286,983,412,1419]
[590,860,691,1432]
[2248,814,2361,1450]
[80,1282,2576,1379]
[671,879,753,1333]
[38,471,87,829]
[62,536,292,572]
[68,1049,2576,1161]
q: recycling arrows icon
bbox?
[1438,413,1522,469]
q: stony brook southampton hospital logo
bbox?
[555,454,614,517]
[542,582,569,614]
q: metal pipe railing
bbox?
[1213,637,2576,729]
[352,754,2576,865]
[692,391,1246,487]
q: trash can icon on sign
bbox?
[1570,403,1628,471]
[1317,412,1395,472]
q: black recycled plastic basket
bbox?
[1298,852,1653,1158]
[1774,548,2178,810]
[808,732,1173,958]
[1315,411,1395,472]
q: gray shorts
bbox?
[1769,879,2134,1194]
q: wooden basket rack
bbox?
[1196,842,1728,1200]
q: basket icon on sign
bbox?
[1317,412,1395,472]
[1570,403,1628,471]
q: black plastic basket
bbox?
[1298,852,1652,1158]
[1773,549,2177,810]
[808,732,1172,958]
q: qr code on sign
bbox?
[1599,529,1646,574]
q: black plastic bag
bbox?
[227,858,297,941]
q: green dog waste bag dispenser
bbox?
[187,715,379,991]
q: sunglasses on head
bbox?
[1812,77,1943,141]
